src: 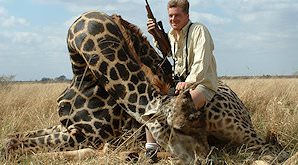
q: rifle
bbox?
[145,0,171,58]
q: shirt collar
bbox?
[169,20,192,39]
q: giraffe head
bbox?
[167,89,206,135]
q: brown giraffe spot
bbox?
[74,19,85,33]
[87,20,104,36]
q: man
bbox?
[145,0,218,162]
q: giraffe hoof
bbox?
[1,138,22,157]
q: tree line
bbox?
[0,75,70,83]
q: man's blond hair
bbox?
[167,0,189,14]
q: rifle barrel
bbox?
[145,0,149,6]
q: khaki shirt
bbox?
[168,21,218,92]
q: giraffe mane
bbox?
[112,14,170,95]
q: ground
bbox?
[0,78,297,164]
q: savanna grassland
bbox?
[0,78,297,164]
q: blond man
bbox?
[145,0,218,162]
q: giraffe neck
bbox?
[111,15,173,87]
[102,65,162,124]
[68,14,172,94]
[67,12,168,124]
[102,33,165,123]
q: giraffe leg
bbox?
[7,125,66,139]
[2,127,91,156]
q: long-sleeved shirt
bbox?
[168,21,218,92]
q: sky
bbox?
[0,0,297,81]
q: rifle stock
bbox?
[145,0,171,58]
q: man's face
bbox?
[168,7,189,31]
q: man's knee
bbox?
[189,89,206,109]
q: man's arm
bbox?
[145,0,171,58]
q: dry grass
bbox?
[223,78,298,143]
[0,82,66,136]
[221,78,298,164]
[0,78,297,164]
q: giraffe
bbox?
[1,11,172,155]
[1,11,288,164]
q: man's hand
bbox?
[147,18,156,35]
[175,82,190,95]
